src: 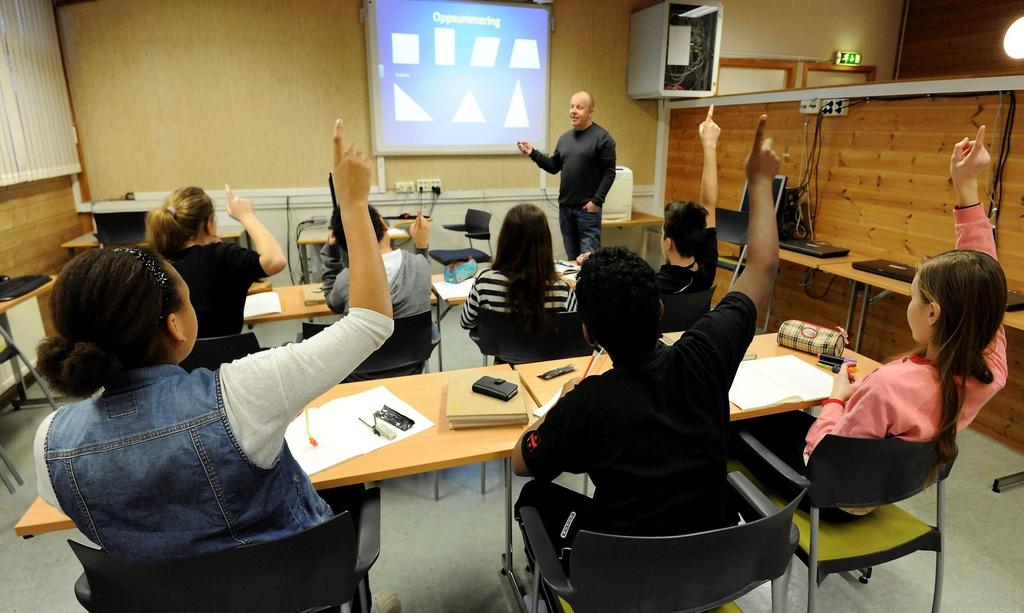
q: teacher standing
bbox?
[518,91,617,260]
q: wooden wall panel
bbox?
[0,176,79,277]
[898,0,1024,79]
[56,0,658,198]
[668,94,1024,452]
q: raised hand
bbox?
[332,119,372,209]
[225,184,255,221]
[410,210,431,249]
[950,125,990,205]
[698,104,720,149]
[745,114,780,184]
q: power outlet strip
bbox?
[395,181,415,193]
[416,179,431,193]
[799,99,820,115]
[799,98,848,116]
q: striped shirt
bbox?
[460,268,577,330]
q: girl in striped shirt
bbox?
[461,203,577,333]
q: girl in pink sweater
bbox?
[806,125,1008,473]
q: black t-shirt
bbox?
[171,242,267,338]
[521,292,757,537]
[656,228,719,294]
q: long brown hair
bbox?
[491,203,559,332]
[145,187,215,257]
[916,248,1006,476]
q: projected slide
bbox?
[368,0,550,155]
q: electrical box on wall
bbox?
[627,2,723,99]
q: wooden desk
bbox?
[61,230,244,259]
[1004,310,1024,332]
[515,333,881,423]
[15,364,539,603]
[779,249,864,270]
[0,278,58,411]
[296,226,411,284]
[243,284,333,325]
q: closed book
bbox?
[303,284,327,306]
[446,371,528,427]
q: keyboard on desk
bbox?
[851,259,917,283]
[0,275,50,301]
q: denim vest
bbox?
[44,364,332,562]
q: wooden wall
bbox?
[898,0,1024,79]
[667,98,1024,451]
[0,177,79,276]
[56,0,659,199]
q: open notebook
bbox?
[729,355,834,411]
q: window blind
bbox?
[0,0,80,186]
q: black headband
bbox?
[113,247,172,321]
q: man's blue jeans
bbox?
[558,206,602,260]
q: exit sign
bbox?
[834,51,862,66]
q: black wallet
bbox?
[472,376,519,401]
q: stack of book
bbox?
[446,371,528,429]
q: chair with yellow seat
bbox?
[520,472,803,613]
[737,431,950,613]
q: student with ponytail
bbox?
[145,184,286,337]
[33,122,393,579]
[657,105,722,294]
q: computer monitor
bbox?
[93,211,147,246]
[738,175,788,222]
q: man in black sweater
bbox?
[518,91,616,259]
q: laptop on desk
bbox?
[93,211,147,245]
[851,259,918,283]
[1008,290,1024,312]
[780,240,850,258]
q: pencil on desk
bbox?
[305,407,318,447]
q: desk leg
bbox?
[854,284,870,353]
[299,244,311,285]
[66,247,76,260]
[992,471,1024,492]
[843,280,859,334]
[434,296,444,372]
[0,314,58,411]
[502,457,528,612]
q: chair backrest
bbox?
[465,209,491,236]
[94,211,147,246]
[69,510,360,613]
[476,310,591,364]
[304,311,436,375]
[557,487,803,613]
[659,286,716,333]
[806,435,952,508]
[179,332,262,373]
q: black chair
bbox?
[474,310,592,365]
[93,211,147,246]
[737,431,951,613]
[429,208,492,266]
[68,488,380,613]
[521,472,803,613]
[303,311,439,379]
[659,285,716,333]
[179,332,262,372]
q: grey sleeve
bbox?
[219,308,394,468]
[326,268,352,314]
[592,134,617,205]
[319,242,344,292]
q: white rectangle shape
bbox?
[434,28,455,66]
[667,25,692,66]
[243,292,282,319]
[470,36,501,68]
[728,355,834,411]
[285,386,434,476]
[534,390,561,417]
[391,32,420,65]
[433,278,474,302]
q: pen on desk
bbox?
[582,347,604,378]
[304,407,318,447]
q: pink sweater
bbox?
[804,205,1008,458]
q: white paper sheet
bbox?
[433,278,474,302]
[243,291,282,318]
[285,386,434,476]
[533,390,561,417]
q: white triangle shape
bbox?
[452,90,486,123]
[393,84,433,122]
[503,80,529,128]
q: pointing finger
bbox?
[333,119,344,166]
[706,104,714,121]
[752,114,767,150]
